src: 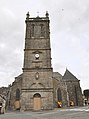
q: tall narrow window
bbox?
[40,24,44,37]
[31,24,34,37]
[16,88,20,101]
[75,86,78,106]
[57,88,62,101]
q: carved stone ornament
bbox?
[35,72,39,80]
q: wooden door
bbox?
[33,97,41,110]
[14,101,21,110]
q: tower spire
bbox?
[26,11,30,19]
[45,11,49,17]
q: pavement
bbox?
[0,106,89,119]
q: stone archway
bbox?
[33,93,41,110]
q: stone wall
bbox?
[9,74,22,110]
[65,80,83,106]
[21,90,53,110]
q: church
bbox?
[7,12,83,111]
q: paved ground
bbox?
[0,106,89,119]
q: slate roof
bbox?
[53,72,62,80]
[12,73,23,86]
[62,69,78,80]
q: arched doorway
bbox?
[33,93,41,110]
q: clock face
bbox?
[35,54,39,58]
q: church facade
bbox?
[7,12,83,111]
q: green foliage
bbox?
[83,89,89,98]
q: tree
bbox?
[83,89,89,100]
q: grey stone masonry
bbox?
[21,12,54,111]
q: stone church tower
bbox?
[21,11,54,110]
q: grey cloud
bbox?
[0,0,89,90]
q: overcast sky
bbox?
[0,0,89,91]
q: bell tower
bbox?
[21,11,54,111]
[23,11,51,69]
